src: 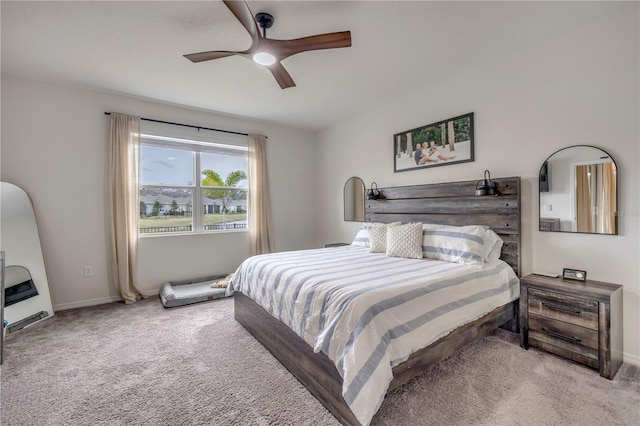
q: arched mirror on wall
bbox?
[344,177,365,222]
[1,182,54,340]
[539,146,617,234]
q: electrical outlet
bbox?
[84,265,93,277]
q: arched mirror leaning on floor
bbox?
[344,177,365,222]
[1,182,54,338]
[539,146,617,234]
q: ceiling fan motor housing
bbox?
[255,12,274,30]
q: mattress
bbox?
[228,245,519,425]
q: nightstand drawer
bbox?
[528,288,598,330]
[529,314,599,362]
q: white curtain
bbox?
[575,165,593,233]
[599,163,616,234]
[109,113,144,303]
[248,134,274,256]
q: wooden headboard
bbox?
[364,177,521,276]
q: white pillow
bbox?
[422,224,486,267]
[368,225,388,253]
[351,223,377,247]
[484,229,504,262]
[369,223,401,253]
[386,222,423,259]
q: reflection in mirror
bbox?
[5,266,38,307]
[344,177,365,222]
[539,146,617,234]
[1,182,54,333]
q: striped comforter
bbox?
[227,245,519,425]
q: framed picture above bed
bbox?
[393,112,474,172]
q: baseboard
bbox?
[623,351,640,367]
[140,288,160,298]
[53,289,161,312]
[53,295,123,311]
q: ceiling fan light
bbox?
[253,52,276,66]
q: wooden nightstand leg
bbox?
[519,288,529,349]
[599,302,612,379]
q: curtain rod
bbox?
[104,112,253,137]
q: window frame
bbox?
[139,132,249,237]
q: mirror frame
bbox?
[344,177,365,222]
[539,145,618,235]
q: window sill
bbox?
[139,228,249,238]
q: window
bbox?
[139,129,248,235]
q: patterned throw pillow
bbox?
[368,222,402,253]
[386,222,423,259]
[368,225,388,253]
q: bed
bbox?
[229,177,521,425]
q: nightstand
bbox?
[519,274,623,379]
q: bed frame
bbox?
[234,177,521,425]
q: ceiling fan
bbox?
[183,0,352,89]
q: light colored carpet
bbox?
[1,296,638,426]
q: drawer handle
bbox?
[541,327,582,343]
[541,301,581,314]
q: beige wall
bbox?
[1,76,319,310]
[316,5,639,363]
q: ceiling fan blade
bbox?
[183,51,238,63]
[268,62,296,89]
[223,0,260,45]
[271,31,352,60]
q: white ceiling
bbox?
[1,1,605,131]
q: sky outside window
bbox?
[141,146,194,185]
[141,146,248,186]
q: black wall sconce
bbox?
[367,182,381,200]
[475,170,497,196]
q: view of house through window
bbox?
[139,133,248,235]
